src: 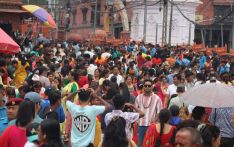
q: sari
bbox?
[142,124,174,147]
[14,61,29,88]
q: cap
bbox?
[24,92,41,103]
[26,122,40,142]
[44,86,53,96]
[6,98,24,106]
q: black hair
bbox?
[207,125,220,143]
[0,58,6,67]
[70,70,79,81]
[100,69,109,78]
[60,66,70,77]
[113,94,126,110]
[12,60,18,65]
[155,109,171,147]
[103,117,128,147]
[33,81,42,88]
[112,65,119,70]
[185,71,193,78]
[78,90,91,102]
[38,66,47,75]
[47,71,54,77]
[103,80,110,87]
[119,83,130,103]
[40,119,63,147]
[105,88,118,100]
[196,73,206,82]
[16,101,35,127]
[19,85,30,93]
[48,90,61,106]
[176,86,185,93]
[198,124,220,147]
[110,75,117,83]
[173,74,182,81]
[192,106,205,121]
[143,79,153,85]
[5,87,16,98]
[169,105,180,117]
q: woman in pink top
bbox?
[0,101,35,147]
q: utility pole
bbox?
[143,0,147,42]
[111,6,114,38]
[232,13,234,51]
[188,23,191,45]
[93,0,98,38]
[201,29,205,47]
[162,0,168,46]
[155,23,158,45]
[221,23,224,47]
[168,0,173,46]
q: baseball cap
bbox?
[44,86,53,96]
[6,98,24,106]
[24,92,41,103]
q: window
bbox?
[81,7,88,24]
[72,9,77,25]
[90,4,101,25]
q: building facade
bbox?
[195,0,234,48]
[129,0,200,45]
[68,0,132,40]
[0,0,26,35]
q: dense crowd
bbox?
[0,33,233,147]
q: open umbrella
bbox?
[0,28,20,54]
[22,5,56,28]
[36,36,50,44]
[181,83,234,108]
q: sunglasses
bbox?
[144,85,152,88]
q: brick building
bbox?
[195,0,234,48]
[68,0,132,40]
[0,0,26,35]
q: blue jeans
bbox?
[137,126,148,147]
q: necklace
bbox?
[141,94,153,109]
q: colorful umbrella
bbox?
[22,5,57,28]
[0,28,20,54]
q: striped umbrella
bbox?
[22,5,57,28]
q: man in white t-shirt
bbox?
[65,89,110,147]
[165,74,181,107]
[108,66,124,85]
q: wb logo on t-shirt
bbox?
[74,115,91,132]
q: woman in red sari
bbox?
[154,76,168,105]
[143,109,175,147]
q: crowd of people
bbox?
[0,34,234,147]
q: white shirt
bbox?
[168,96,187,109]
[135,93,162,126]
[84,51,95,58]
[87,64,97,76]
[66,101,105,147]
[166,84,177,97]
[101,52,111,59]
[24,142,38,147]
[105,110,139,138]
[108,74,124,85]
